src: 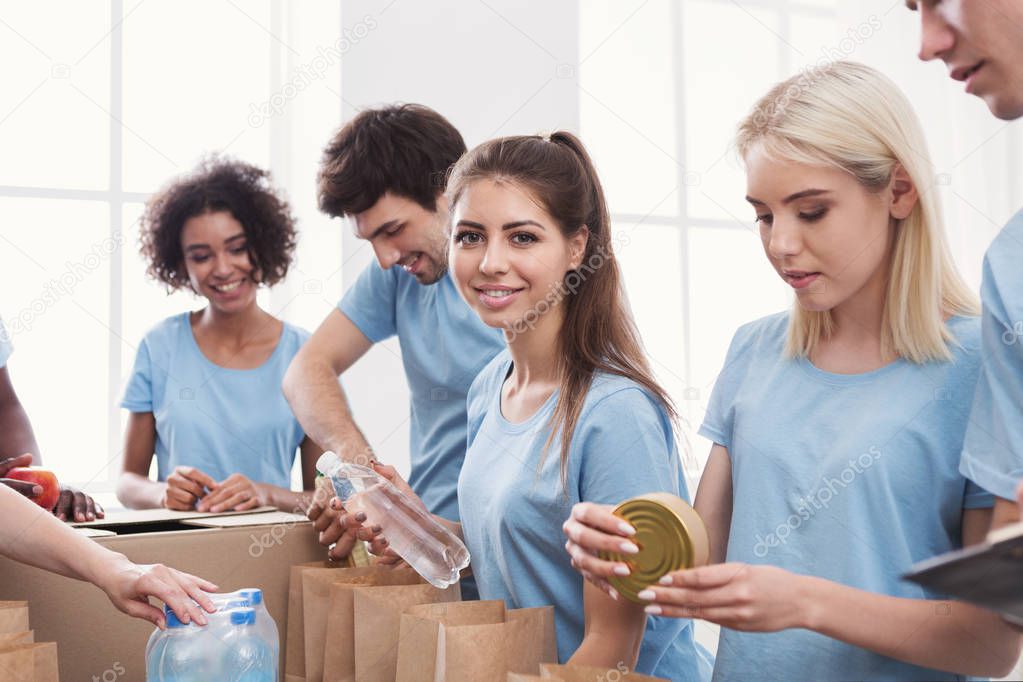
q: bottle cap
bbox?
[230,608,256,626]
[599,493,710,603]
[315,451,339,476]
[238,588,263,606]
[163,607,185,628]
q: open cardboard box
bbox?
[0,506,325,681]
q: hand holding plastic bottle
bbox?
[327,461,419,565]
[317,452,469,587]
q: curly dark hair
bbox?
[139,156,298,291]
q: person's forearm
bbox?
[116,472,166,509]
[0,485,123,581]
[259,483,314,514]
[283,356,373,462]
[991,496,1021,532]
[569,626,643,671]
[0,403,41,462]
[801,574,1022,677]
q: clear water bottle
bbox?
[149,608,213,681]
[206,588,279,673]
[238,588,279,670]
[221,608,274,682]
[316,451,470,588]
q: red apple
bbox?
[6,467,61,511]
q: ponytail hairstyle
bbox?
[736,61,977,363]
[447,132,677,487]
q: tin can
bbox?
[598,492,710,603]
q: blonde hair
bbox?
[736,61,978,363]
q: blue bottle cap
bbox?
[230,608,256,626]
[238,588,263,606]
[164,608,186,628]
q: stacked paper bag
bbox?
[0,601,58,681]
[286,563,559,682]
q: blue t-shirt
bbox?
[0,317,11,368]
[458,350,713,681]
[961,209,1023,501]
[121,312,309,488]
[700,312,993,682]
[339,263,505,521]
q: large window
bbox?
[0,1,344,496]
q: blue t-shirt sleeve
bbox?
[961,227,1023,502]
[576,387,683,505]
[698,322,758,451]
[338,262,399,343]
[122,338,154,412]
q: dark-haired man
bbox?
[909,0,1023,529]
[283,105,504,566]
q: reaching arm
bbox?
[0,484,218,627]
[569,580,646,670]
[694,444,732,564]
[282,309,376,463]
[0,367,40,462]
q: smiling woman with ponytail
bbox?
[361,131,712,679]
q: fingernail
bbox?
[609,588,619,601]
[637,589,656,601]
[618,522,637,535]
[644,605,662,615]
[659,575,673,585]
[613,565,630,576]
[372,525,381,533]
[619,541,640,554]
[355,512,367,522]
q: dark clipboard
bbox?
[904,521,1023,626]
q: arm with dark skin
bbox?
[0,367,102,521]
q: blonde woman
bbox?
[562,62,1023,679]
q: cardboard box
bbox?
[0,507,325,682]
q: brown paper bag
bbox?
[0,602,29,635]
[285,542,374,682]
[395,600,557,682]
[508,675,552,682]
[0,632,33,648]
[540,663,668,681]
[348,582,460,682]
[0,641,58,682]
[303,564,422,682]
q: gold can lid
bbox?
[599,493,709,603]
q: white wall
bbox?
[334,0,580,476]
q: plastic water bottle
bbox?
[221,608,274,682]
[149,608,213,681]
[145,614,174,680]
[206,588,279,671]
[316,451,470,588]
[238,588,279,669]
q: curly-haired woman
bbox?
[116,157,322,513]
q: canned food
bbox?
[598,492,710,603]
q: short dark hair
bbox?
[317,103,467,218]
[139,156,297,291]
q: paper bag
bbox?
[346,582,460,682]
[508,676,550,681]
[395,600,557,682]
[0,641,58,682]
[0,632,33,648]
[540,663,668,681]
[302,564,422,682]
[0,602,29,635]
